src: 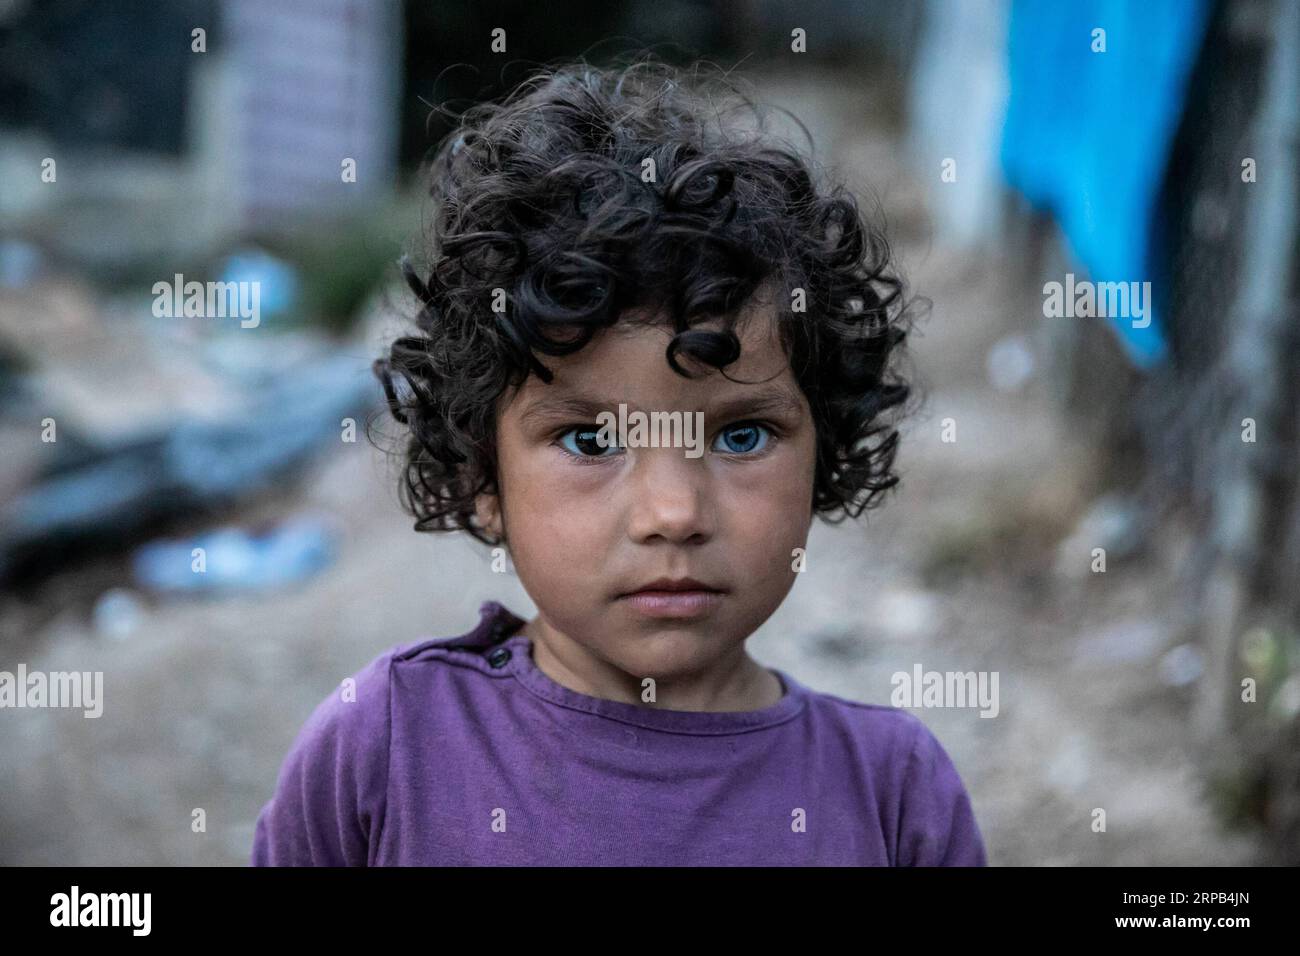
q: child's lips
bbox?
[618,588,725,618]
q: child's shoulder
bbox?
[797,683,970,787]
[393,600,523,659]
[290,603,515,745]
[798,685,986,864]
[801,682,936,748]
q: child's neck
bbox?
[520,616,785,713]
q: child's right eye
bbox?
[557,426,623,459]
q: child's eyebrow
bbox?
[516,385,805,427]
[705,387,806,423]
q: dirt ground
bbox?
[0,73,1265,866]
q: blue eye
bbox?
[713,422,769,454]
[559,426,622,458]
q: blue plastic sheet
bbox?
[0,352,376,581]
[1000,0,1214,366]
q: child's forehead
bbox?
[504,306,803,417]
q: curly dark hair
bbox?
[372,56,918,548]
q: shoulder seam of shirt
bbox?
[392,635,471,662]
[393,634,499,661]
[391,639,512,680]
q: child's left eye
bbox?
[712,422,770,454]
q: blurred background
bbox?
[1,0,1298,865]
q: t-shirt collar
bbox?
[474,600,808,735]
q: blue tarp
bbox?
[1001,0,1215,367]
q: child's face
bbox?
[477,295,816,682]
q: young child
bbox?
[252,58,987,866]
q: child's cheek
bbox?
[720,442,814,510]
[718,447,815,562]
[515,456,615,561]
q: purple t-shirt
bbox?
[251,601,988,866]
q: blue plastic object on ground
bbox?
[132,515,338,594]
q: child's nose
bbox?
[623,450,715,545]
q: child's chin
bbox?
[611,638,727,678]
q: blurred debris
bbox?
[1053,493,1150,578]
[92,587,146,640]
[873,585,944,641]
[0,239,46,288]
[0,351,374,584]
[0,271,380,584]
[1158,642,1205,687]
[131,513,339,596]
[1073,617,1169,666]
[1272,676,1300,722]
[219,247,299,319]
[1240,626,1279,675]
[985,333,1036,393]
[0,278,242,438]
[811,626,868,662]
[1045,732,1092,794]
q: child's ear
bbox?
[474,491,504,542]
